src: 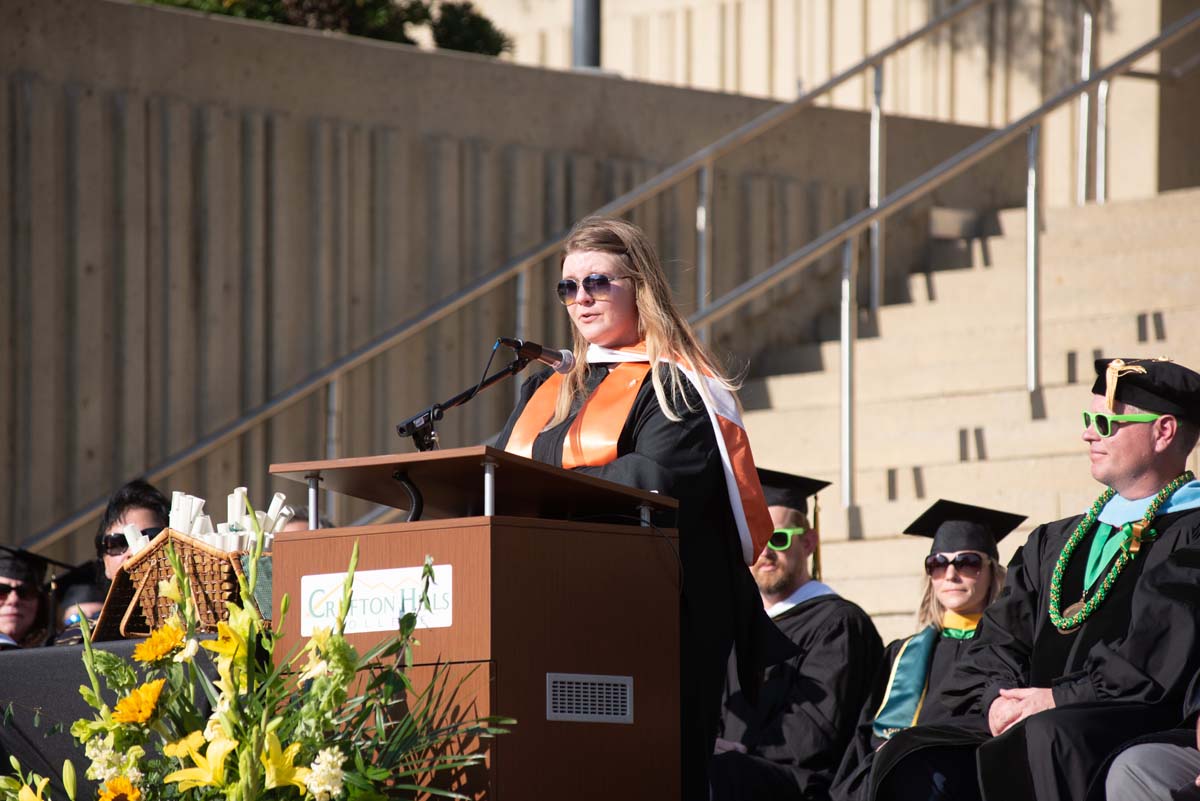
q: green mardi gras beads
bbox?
[1048,470,1195,633]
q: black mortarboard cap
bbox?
[757,468,831,515]
[55,561,107,607]
[1092,357,1200,423]
[903,500,1027,559]
[0,545,49,586]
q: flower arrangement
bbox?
[2,498,509,801]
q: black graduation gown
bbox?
[830,632,976,801]
[877,507,1200,801]
[712,594,884,801]
[495,365,794,799]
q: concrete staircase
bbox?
[741,187,1200,644]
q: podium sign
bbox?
[270,448,681,800]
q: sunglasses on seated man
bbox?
[767,526,808,551]
[100,527,165,557]
[555,274,632,306]
[0,581,40,601]
[1082,409,1163,438]
[924,552,989,579]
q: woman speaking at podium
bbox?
[496,215,782,797]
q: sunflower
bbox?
[112,678,167,725]
[133,622,185,663]
[98,776,141,801]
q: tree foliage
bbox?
[145,0,512,55]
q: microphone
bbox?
[498,338,576,374]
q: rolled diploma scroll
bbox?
[270,505,295,533]
[189,496,205,528]
[226,492,240,529]
[124,523,149,557]
[266,493,287,525]
[168,491,182,532]
[190,514,214,538]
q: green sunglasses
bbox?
[1082,409,1162,438]
[768,526,808,551]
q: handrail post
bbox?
[840,236,858,522]
[1095,79,1109,205]
[324,378,340,524]
[869,63,886,312]
[1076,5,1094,206]
[515,265,532,400]
[1026,124,1042,393]
[696,161,714,342]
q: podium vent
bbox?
[546,673,633,724]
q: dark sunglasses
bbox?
[924,552,987,578]
[767,526,807,551]
[1081,409,1161,438]
[100,526,163,557]
[556,274,630,306]
[0,581,40,601]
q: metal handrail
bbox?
[1096,47,1200,204]
[688,8,1200,514]
[22,0,1001,553]
[688,10,1200,330]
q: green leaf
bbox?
[32,709,40,728]
[92,650,137,691]
[2,703,12,727]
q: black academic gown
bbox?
[877,508,1200,801]
[712,593,884,801]
[495,365,794,800]
[830,632,976,801]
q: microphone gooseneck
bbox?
[498,337,575,374]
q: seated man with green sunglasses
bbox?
[712,469,883,801]
[874,357,1200,801]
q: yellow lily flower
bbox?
[133,622,185,663]
[112,678,167,725]
[17,777,48,801]
[307,626,332,652]
[260,731,311,791]
[226,600,260,645]
[163,735,237,790]
[298,626,332,681]
[157,579,182,603]
[98,776,141,801]
[164,730,206,759]
[201,620,247,664]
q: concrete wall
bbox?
[0,0,1022,560]
[484,0,1200,207]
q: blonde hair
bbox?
[916,556,1007,630]
[550,216,738,427]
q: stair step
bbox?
[903,245,1197,312]
[994,186,1200,236]
[784,459,1103,541]
[746,311,1200,405]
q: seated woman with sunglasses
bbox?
[0,548,50,651]
[495,215,781,798]
[830,500,1025,801]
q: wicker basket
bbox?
[94,529,263,640]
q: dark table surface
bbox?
[0,639,213,797]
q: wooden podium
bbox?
[269,447,681,800]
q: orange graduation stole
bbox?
[505,361,652,468]
[505,342,773,564]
